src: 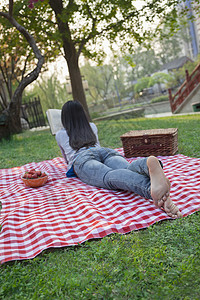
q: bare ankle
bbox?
[148,156,170,207]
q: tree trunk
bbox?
[7,94,22,134]
[64,47,91,121]
[49,0,91,121]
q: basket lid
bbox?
[120,128,178,138]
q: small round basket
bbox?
[21,174,48,188]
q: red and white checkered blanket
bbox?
[0,150,200,264]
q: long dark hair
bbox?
[61,100,97,150]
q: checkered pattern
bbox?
[0,150,200,264]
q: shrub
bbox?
[151,95,169,103]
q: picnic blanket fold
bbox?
[0,151,200,264]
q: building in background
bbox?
[180,0,200,59]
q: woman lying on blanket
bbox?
[56,100,182,218]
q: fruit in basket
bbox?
[22,169,47,179]
[21,169,48,187]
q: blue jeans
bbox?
[73,147,152,199]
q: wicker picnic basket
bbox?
[120,128,178,158]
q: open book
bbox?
[46,109,63,135]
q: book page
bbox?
[46,109,63,135]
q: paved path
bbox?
[146,111,200,118]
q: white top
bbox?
[55,122,100,170]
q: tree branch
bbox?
[0,3,44,110]
[21,52,31,81]
[49,0,76,60]
[0,74,9,108]
[78,2,97,57]
[0,61,12,100]
[9,0,13,16]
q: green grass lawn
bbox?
[0,114,200,299]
